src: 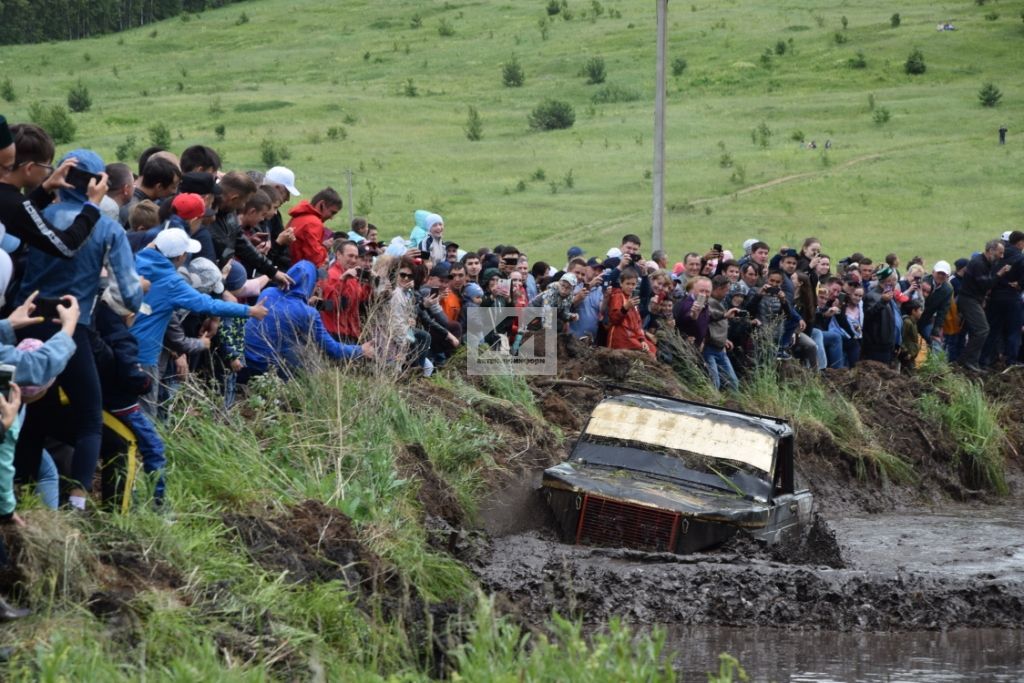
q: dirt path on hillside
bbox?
[689,152,884,205]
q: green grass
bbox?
[918,361,1009,494]
[1,0,1022,264]
[738,343,914,482]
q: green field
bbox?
[3,0,1022,264]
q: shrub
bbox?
[890,13,901,28]
[590,84,640,103]
[464,106,483,141]
[873,107,891,125]
[528,99,575,130]
[985,12,999,21]
[410,13,422,28]
[326,126,347,140]
[403,78,418,97]
[751,121,772,148]
[546,0,561,15]
[774,40,787,55]
[530,168,546,181]
[0,77,14,103]
[848,50,867,69]
[114,135,136,162]
[833,30,848,44]
[27,103,76,144]
[502,55,525,87]
[563,168,574,188]
[671,56,687,77]
[790,130,805,142]
[438,18,455,36]
[840,15,848,29]
[260,139,290,167]
[67,80,91,113]
[235,12,249,25]
[904,49,926,75]
[214,124,226,140]
[978,82,1003,107]
[148,122,171,148]
[582,56,606,84]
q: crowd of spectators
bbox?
[0,114,1019,619]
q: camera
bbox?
[734,309,749,318]
[764,286,779,296]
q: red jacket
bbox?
[288,200,329,268]
[319,261,371,339]
[606,288,656,356]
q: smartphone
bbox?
[419,250,431,261]
[735,310,749,318]
[495,279,511,298]
[764,286,780,296]
[34,296,65,319]
[429,287,440,297]
[0,364,14,402]
[66,165,101,193]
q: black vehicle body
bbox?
[541,393,813,553]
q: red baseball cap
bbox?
[172,193,206,221]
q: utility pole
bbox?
[652,0,668,252]
[344,169,355,223]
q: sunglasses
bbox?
[398,272,413,280]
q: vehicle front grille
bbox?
[575,494,680,552]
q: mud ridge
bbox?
[477,531,1024,631]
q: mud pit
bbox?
[475,506,1024,631]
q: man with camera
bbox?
[319,240,371,344]
[958,239,1012,372]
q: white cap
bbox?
[606,247,622,258]
[264,166,300,197]
[154,228,201,258]
[933,260,952,275]
[560,273,578,286]
[1001,230,1013,241]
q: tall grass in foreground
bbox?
[5,361,748,680]
[917,357,1009,494]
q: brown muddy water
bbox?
[473,502,1024,681]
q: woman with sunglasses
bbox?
[388,256,446,375]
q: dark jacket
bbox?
[209,209,278,277]
[919,276,953,334]
[0,181,99,258]
[960,253,999,301]
[862,288,899,353]
[988,243,1024,303]
[93,302,151,412]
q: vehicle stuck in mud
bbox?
[541,392,813,553]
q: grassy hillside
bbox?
[1,0,1022,263]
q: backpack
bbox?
[942,296,961,335]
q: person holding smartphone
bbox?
[0,119,109,260]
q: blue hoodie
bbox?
[16,149,142,326]
[244,260,363,374]
[131,247,250,366]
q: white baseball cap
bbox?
[933,260,952,275]
[154,228,201,258]
[606,247,622,258]
[264,166,300,197]
[1001,231,1013,241]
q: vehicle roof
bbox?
[581,393,792,475]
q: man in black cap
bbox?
[0,117,108,260]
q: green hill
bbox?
[1,0,1022,263]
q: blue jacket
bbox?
[244,260,363,374]
[16,151,142,326]
[131,247,251,366]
